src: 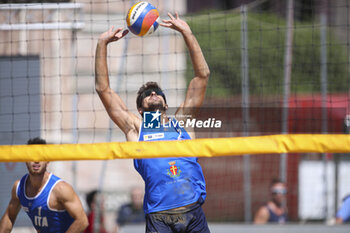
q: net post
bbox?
[241,4,252,223]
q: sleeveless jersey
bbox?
[16,173,74,233]
[267,205,287,223]
[135,118,207,214]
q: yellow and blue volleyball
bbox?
[126,1,160,37]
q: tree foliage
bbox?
[186,12,349,96]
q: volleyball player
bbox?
[0,137,88,233]
[336,194,350,224]
[95,12,211,233]
[254,178,288,224]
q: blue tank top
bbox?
[267,205,287,223]
[135,118,207,214]
[16,173,74,233]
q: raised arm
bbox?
[0,181,21,233]
[160,13,210,109]
[95,27,141,140]
[53,181,88,233]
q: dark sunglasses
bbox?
[144,88,164,97]
[143,88,167,103]
[271,188,287,195]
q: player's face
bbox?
[142,89,166,112]
[271,183,287,205]
[26,161,48,176]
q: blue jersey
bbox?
[16,173,74,233]
[336,195,350,222]
[267,205,287,223]
[135,118,207,214]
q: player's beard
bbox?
[142,102,166,112]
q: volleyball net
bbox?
[1,0,350,225]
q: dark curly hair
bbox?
[271,177,283,186]
[27,137,47,145]
[136,81,167,110]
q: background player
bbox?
[254,178,288,224]
[0,137,88,233]
[335,194,350,224]
[84,189,107,233]
[114,186,145,232]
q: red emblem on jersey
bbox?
[170,165,178,175]
[167,161,181,178]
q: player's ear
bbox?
[138,108,143,116]
[164,104,168,111]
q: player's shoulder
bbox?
[256,204,270,217]
[12,179,21,190]
[10,179,21,199]
[254,205,270,223]
[51,178,76,199]
[51,180,80,205]
[259,204,269,212]
[53,179,72,191]
[14,179,20,186]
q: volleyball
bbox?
[126,1,160,37]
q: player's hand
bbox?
[98,26,129,45]
[160,12,192,35]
